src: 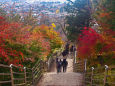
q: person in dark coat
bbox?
[62,43,70,58]
[56,57,58,72]
[62,59,68,72]
[65,43,70,54]
[73,45,76,52]
[65,42,69,49]
[62,49,67,57]
[56,57,58,64]
[70,45,74,58]
[57,59,62,73]
[70,45,74,52]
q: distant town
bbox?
[0,0,67,17]
[0,0,68,40]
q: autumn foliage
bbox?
[77,27,115,65]
[0,16,63,66]
[0,16,24,66]
[77,27,103,58]
[77,0,115,65]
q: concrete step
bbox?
[38,72,84,86]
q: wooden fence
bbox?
[85,65,115,86]
[0,50,62,86]
[0,60,45,86]
[73,60,85,73]
[73,50,86,73]
[32,60,46,85]
[0,64,32,86]
[73,50,115,86]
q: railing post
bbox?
[40,60,43,73]
[91,67,94,86]
[10,64,14,86]
[73,50,76,72]
[32,68,34,85]
[74,50,76,63]
[74,50,77,64]
[47,58,50,72]
[104,65,108,85]
[24,67,27,85]
[42,61,45,73]
[84,59,87,72]
[84,59,87,86]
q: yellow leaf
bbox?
[50,27,54,31]
[56,9,59,14]
[33,29,37,33]
[51,23,56,28]
[27,28,30,31]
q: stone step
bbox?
[38,72,84,86]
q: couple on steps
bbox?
[56,58,68,73]
[56,42,70,73]
[56,42,76,73]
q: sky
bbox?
[26,0,75,3]
[0,0,75,3]
[26,0,65,3]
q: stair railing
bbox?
[0,50,62,86]
[0,64,33,86]
[73,50,86,73]
[85,65,115,86]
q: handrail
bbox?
[73,56,115,86]
[85,65,115,86]
[0,64,10,68]
[0,73,11,75]
[14,78,25,80]
[0,64,33,86]
[0,50,62,86]
[14,83,25,86]
[32,63,41,73]
[32,60,40,70]
[13,72,24,74]
[0,80,12,84]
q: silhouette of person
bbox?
[57,59,62,73]
[65,42,70,55]
[70,45,74,53]
[62,43,70,59]
[62,59,68,72]
[70,45,74,56]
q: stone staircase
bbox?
[38,72,84,86]
[37,54,84,86]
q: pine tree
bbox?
[65,0,91,42]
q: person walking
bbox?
[62,42,70,59]
[56,57,58,72]
[65,42,70,55]
[70,45,74,57]
[62,59,68,72]
[70,45,74,52]
[57,59,62,73]
[73,45,76,52]
[56,57,58,64]
[62,49,68,59]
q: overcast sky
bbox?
[26,0,75,3]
